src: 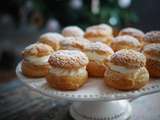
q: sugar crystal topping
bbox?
[49,50,89,68]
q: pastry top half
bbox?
[48,50,89,69]
[112,35,141,48]
[119,27,144,41]
[38,32,64,50]
[84,24,113,38]
[143,43,160,59]
[22,43,53,65]
[144,31,160,43]
[62,26,84,37]
[110,49,146,68]
[22,43,53,57]
[84,42,114,55]
[60,37,90,50]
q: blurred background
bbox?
[0,0,160,83]
[0,1,160,120]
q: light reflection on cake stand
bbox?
[16,62,160,120]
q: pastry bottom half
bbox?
[104,67,149,90]
[21,60,49,77]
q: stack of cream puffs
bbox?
[20,25,159,91]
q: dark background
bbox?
[132,0,160,31]
[0,1,160,120]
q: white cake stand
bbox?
[16,62,160,120]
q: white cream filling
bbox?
[49,66,87,77]
[145,54,160,62]
[107,63,149,81]
[108,63,138,74]
[25,55,50,65]
[85,51,110,62]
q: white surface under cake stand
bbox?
[16,62,160,120]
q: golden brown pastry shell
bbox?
[22,43,53,57]
[143,43,160,58]
[87,61,106,77]
[21,60,49,77]
[144,31,160,44]
[46,72,88,91]
[39,38,60,50]
[119,27,144,43]
[146,59,160,78]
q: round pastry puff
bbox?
[104,49,149,91]
[60,36,90,51]
[143,31,160,45]
[111,35,141,52]
[84,42,114,77]
[21,43,53,77]
[62,26,84,37]
[119,27,144,43]
[46,50,89,91]
[84,24,113,45]
[142,43,160,78]
[38,32,64,50]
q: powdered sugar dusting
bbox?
[111,49,146,68]
[23,43,53,56]
[120,27,144,36]
[86,24,112,36]
[113,35,140,46]
[143,43,160,52]
[40,32,64,42]
[25,43,51,51]
[62,26,84,37]
[85,41,114,54]
[144,31,160,43]
[49,50,89,68]
[60,37,90,50]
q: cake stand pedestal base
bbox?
[70,100,132,120]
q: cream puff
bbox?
[38,32,64,50]
[111,35,141,52]
[119,27,144,43]
[62,26,84,37]
[21,43,53,77]
[60,37,90,51]
[84,42,114,77]
[143,31,160,44]
[142,43,160,78]
[84,24,113,45]
[104,49,149,90]
[46,50,89,90]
